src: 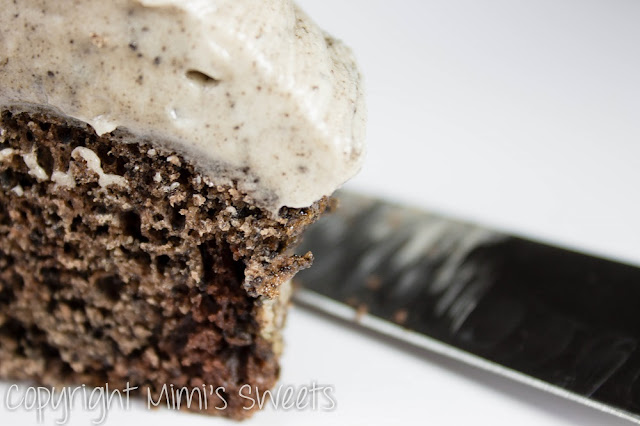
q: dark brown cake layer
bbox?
[0,107,328,419]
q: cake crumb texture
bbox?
[0,108,328,419]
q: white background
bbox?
[3,0,640,425]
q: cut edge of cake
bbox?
[0,105,330,419]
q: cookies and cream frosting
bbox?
[0,0,366,211]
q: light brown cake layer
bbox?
[0,108,329,419]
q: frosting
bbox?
[0,0,366,210]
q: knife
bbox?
[294,191,640,424]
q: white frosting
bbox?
[71,147,129,189]
[0,149,15,162]
[51,170,76,189]
[0,143,127,189]
[0,0,366,210]
[22,151,49,181]
[11,185,24,197]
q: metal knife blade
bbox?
[294,191,640,423]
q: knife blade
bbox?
[294,191,640,423]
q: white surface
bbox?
[2,0,640,425]
[329,0,640,267]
